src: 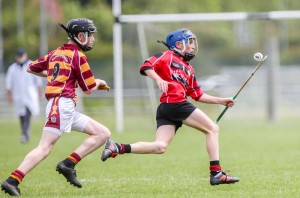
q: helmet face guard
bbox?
[166,28,198,61]
[65,18,97,51]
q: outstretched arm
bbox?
[144,69,169,92]
[198,93,236,107]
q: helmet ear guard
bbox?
[59,18,97,51]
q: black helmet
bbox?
[61,18,97,51]
[66,18,97,36]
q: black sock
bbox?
[210,160,220,166]
[62,158,76,169]
[6,177,19,187]
[124,144,131,153]
[117,143,131,154]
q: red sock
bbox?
[67,152,81,164]
[10,170,25,184]
[209,165,221,172]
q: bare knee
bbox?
[85,120,111,141]
[88,123,111,141]
[206,123,219,135]
[92,125,111,145]
[98,126,111,141]
[155,141,168,154]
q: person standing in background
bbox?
[5,48,43,143]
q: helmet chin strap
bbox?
[183,53,195,61]
[173,40,195,62]
[174,51,195,61]
[74,32,88,46]
[59,23,92,52]
[74,32,93,51]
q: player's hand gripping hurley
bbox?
[97,85,110,91]
[215,54,268,123]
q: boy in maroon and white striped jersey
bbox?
[102,28,239,186]
[1,18,111,196]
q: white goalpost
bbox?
[112,0,300,132]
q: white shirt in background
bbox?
[6,60,43,116]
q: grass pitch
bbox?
[0,114,299,197]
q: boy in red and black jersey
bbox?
[1,18,111,196]
[102,28,239,186]
[140,50,203,103]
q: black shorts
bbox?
[156,101,197,131]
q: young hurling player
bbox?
[101,28,239,186]
[1,18,111,196]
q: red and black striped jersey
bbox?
[140,50,203,103]
[29,44,96,102]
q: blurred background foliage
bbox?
[1,0,300,122]
[2,0,300,83]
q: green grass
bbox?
[0,114,299,197]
